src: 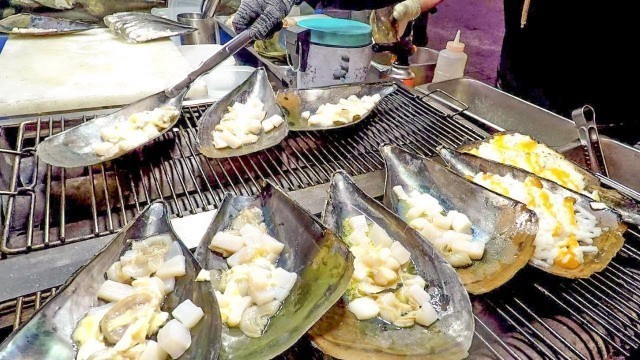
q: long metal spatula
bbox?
[36,31,253,169]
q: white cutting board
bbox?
[0,29,207,117]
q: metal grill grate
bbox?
[0,86,483,255]
[1,85,639,359]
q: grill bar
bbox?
[1,84,639,358]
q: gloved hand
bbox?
[392,0,422,38]
[233,0,298,40]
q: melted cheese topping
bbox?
[469,133,586,193]
[473,173,601,269]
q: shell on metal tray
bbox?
[193,181,354,360]
[275,82,397,131]
[104,12,196,43]
[36,87,187,168]
[458,132,640,226]
[439,147,626,279]
[0,13,97,35]
[381,144,538,294]
[197,68,289,159]
[0,200,222,359]
[310,171,474,359]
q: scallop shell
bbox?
[0,200,222,360]
[194,181,353,360]
[197,68,289,159]
[310,171,474,359]
[381,144,538,294]
[459,132,640,226]
[439,147,626,278]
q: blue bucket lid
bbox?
[296,18,372,48]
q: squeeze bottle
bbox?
[432,30,467,83]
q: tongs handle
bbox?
[166,30,253,97]
[572,105,609,176]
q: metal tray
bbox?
[420,77,579,149]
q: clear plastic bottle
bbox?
[432,30,467,83]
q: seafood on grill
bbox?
[194,182,353,359]
[439,147,626,278]
[197,68,289,159]
[211,99,284,150]
[276,82,396,131]
[461,132,640,225]
[73,233,206,359]
[392,185,484,266]
[204,207,297,338]
[381,144,537,294]
[311,171,474,359]
[91,105,180,159]
[342,214,439,328]
[303,94,382,128]
[0,201,221,360]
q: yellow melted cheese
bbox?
[469,134,586,194]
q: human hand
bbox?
[233,0,297,40]
[392,0,421,37]
[392,0,441,38]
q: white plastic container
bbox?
[432,30,467,83]
[177,45,255,101]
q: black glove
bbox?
[233,0,299,40]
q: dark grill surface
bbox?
[1,85,639,359]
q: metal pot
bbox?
[372,47,439,86]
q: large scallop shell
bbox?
[459,132,640,226]
[439,147,626,278]
[0,200,222,360]
[381,144,538,294]
[194,182,353,359]
[197,68,289,159]
[310,171,474,359]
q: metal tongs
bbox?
[573,105,640,202]
[572,105,608,176]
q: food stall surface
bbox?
[1,81,640,359]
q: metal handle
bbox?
[572,105,608,176]
[423,89,470,117]
[596,174,640,203]
[165,31,252,97]
[201,0,221,18]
